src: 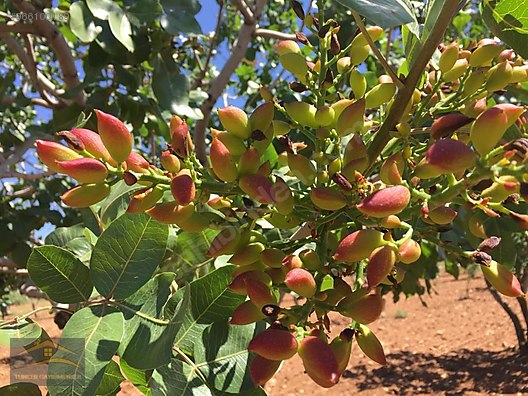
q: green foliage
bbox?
[335,0,415,28]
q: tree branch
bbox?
[12,0,85,105]
[0,170,54,180]
[234,0,254,23]
[0,21,37,34]
[254,28,297,41]
[1,95,53,108]
[366,0,459,166]
[193,0,267,163]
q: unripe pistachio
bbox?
[339,289,384,324]
[230,242,266,266]
[356,324,387,365]
[275,40,301,56]
[357,186,410,218]
[365,83,396,108]
[337,57,352,73]
[146,201,194,224]
[36,140,81,172]
[272,176,294,215]
[230,300,266,325]
[212,129,246,156]
[469,41,502,67]
[430,113,473,139]
[486,60,513,92]
[60,183,110,208]
[239,174,275,204]
[333,229,386,263]
[330,99,354,127]
[482,261,524,297]
[250,102,274,132]
[178,212,212,233]
[160,150,181,173]
[335,98,365,137]
[65,128,112,163]
[232,260,266,278]
[210,137,238,182]
[413,160,443,179]
[438,42,459,73]
[94,110,133,163]
[298,335,340,388]
[349,68,367,98]
[482,175,520,202]
[379,152,405,185]
[315,106,335,127]
[329,331,353,374]
[423,138,476,174]
[442,58,468,82]
[350,45,370,65]
[470,107,509,155]
[325,277,352,306]
[239,148,261,176]
[218,106,251,139]
[207,227,241,257]
[272,120,291,136]
[398,239,421,264]
[285,268,316,298]
[265,267,286,284]
[281,254,303,272]
[299,249,321,271]
[380,266,406,285]
[427,205,458,225]
[259,85,274,102]
[510,65,528,83]
[288,153,316,185]
[261,248,286,269]
[380,215,401,228]
[310,187,347,211]
[229,271,272,295]
[284,102,318,128]
[367,245,397,287]
[250,356,281,386]
[127,186,164,214]
[170,170,195,206]
[461,98,487,118]
[342,136,368,175]
[352,26,384,47]
[248,328,298,361]
[124,151,149,174]
[264,211,300,229]
[468,213,488,239]
[170,117,194,159]
[280,52,309,77]
[56,158,107,183]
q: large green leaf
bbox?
[45,224,86,247]
[194,322,265,394]
[170,266,245,354]
[108,5,135,52]
[0,383,41,395]
[99,180,140,226]
[152,54,190,116]
[27,246,93,303]
[91,213,169,299]
[126,0,163,24]
[334,0,415,28]
[482,0,528,57]
[95,360,125,396]
[119,273,188,369]
[0,319,47,347]
[160,0,202,34]
[47,305,124,396]
[70,2,101,42]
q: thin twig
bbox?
[254,28,297,41]
[0,306,73,328]
[351,12,403,89]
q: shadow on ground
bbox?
[343,348,528,395]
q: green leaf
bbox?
[125,0,163,24]
[194,321,265,394]
[0,319,46,347]
[160,0,202,34]
[152,54,190,115]
[47,305,124,395]
[95,360,125,396]
[45,224,86,247]
[119,273,188,369]
[170,266,245,354]
[482,0,528,57]
[99,180,140,226]
[333,0,415,28]
[151,358,212,396]
[0,383,41,395]
[90,213,169,299]
[27,246,93,303]
[119,358,153,395]
[108,5,135,52]
[86,0,117,20]
[70,2,101,42]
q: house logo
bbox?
[10,337,85,386]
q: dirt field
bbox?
[1,272,526,395]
